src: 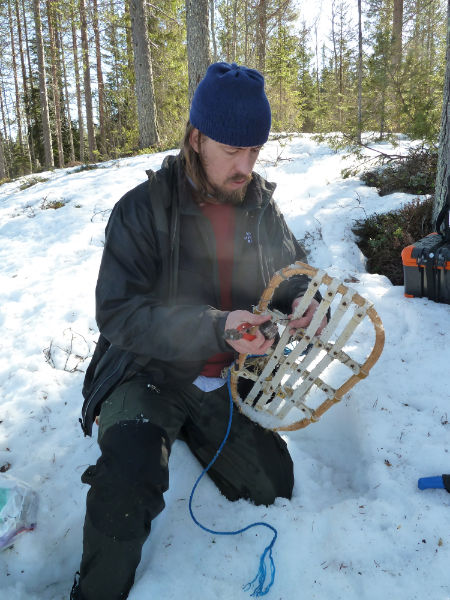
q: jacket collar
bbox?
[162,152,276,215]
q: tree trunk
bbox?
[222,0,231,61]
[15,0,36,170]
[92,0,107,156]
[186,0,211,105]
[129,0,159,148]
[0,133,6,180]
[57,21,76,164]
[338,7,344,126]
[22,0,34,85]
[357,0,363,144]
[210,0,217,62]
[108,0,121,151]
[433,0,450,225]
[231,0,238,62]
[46,0,65,168]
[256,0,267,73]
[80,0,97,161]
[331,0,338,83]
[32,0,54,168]
[71,8,85,163]
[314,21,320,108]
[8,0,32,173]
[0,66,10,140]
[391,0,403,68]
[379,85,386,140]
[278,12,282,121]
[0,62,12,174]
[244,0,250,65]
[124,0,135,85]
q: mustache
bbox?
[226,173,252,184]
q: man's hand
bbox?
[288,297,327,336]
[224,310,274,355]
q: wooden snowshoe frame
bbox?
[229,262,385,431]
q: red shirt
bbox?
[199,203,236,376]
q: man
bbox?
[71,62,324,600]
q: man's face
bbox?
[189,128,262,204]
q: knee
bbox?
[251,436,294,506]
[251,463,294,506]
[81,420,170,540]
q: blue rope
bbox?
[188,369,278,597]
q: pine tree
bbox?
[391,0,403,68]
[32,0,54,168]
[400,0,446,140]
[357,0,363,143]
[266,3,302,132]
[92,0,107,156]
[46,0,65,168]
[296,22,318,133]
[129,0,159,148]
[15,0,36,169]
[148,1,188,146]
[56,8,75,164]
[186,0,210,104]
[256,0,267,73]
[79,0,97,161]
[434,0,450,223]
[71,1,85,162]
[0,132,6,179]
[365,0,395,138]
[210,0,218,62]
[315,0,357,133]
[8,0,32,173]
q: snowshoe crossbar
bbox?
[229,262,385,431]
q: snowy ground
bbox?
[0,135,449,600]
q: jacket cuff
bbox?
[214,311,231,352]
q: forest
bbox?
[0,0,448,181]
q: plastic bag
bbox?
[0,476,38,551]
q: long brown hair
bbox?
[181,121,211,202]
[181,121,249,205]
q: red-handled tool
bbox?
[224,322,257,341]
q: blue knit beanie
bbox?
[189,62,271,147]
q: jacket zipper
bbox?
[82,352,129,433]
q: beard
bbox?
[208,173,252,205]
[198,145,252,205]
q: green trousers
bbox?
[78,376,294,600]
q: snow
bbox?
[1,135,449,600]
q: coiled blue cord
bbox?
[188,369,278,597]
